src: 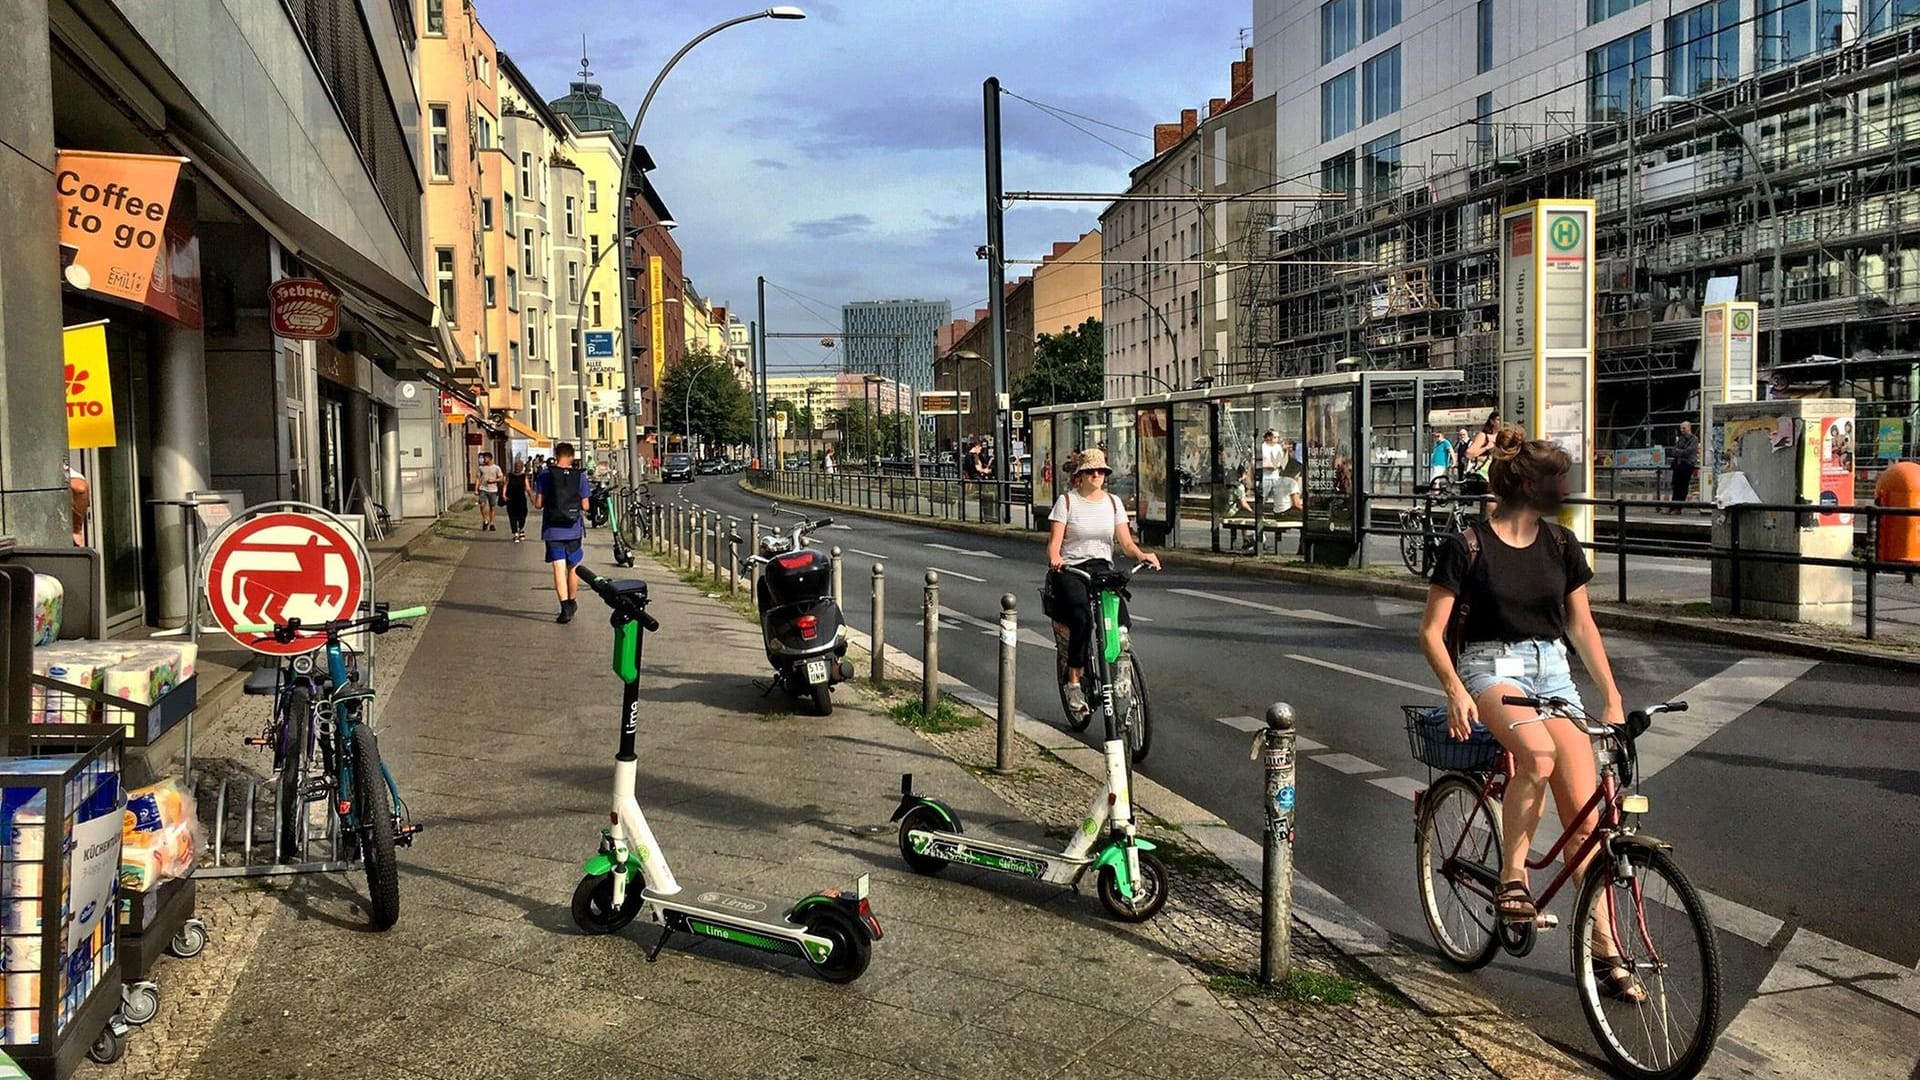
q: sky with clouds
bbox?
[483,0,1250,374]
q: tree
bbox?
[660,350,751,451]
[1012,317,1103,411]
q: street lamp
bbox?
[862,373,888,465]
[1106,283,1180,396]
[614,7,806,484]
[1656,93,1782,371]
[574,220,673,462]
[681,356,727,460]
[942,349,992,456]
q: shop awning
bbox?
[500,415,544,442]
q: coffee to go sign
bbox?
[55,150,187,303]
[268,278,342,340]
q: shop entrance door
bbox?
[78,329,147,631]
[319,393,346,513]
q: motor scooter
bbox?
[748,509,854,715]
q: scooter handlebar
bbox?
[572,564,661,631]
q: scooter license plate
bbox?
[806,659,830,685]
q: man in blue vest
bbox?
[533,441,592,623]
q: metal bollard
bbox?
[749,513,762,594]
[830,546,843,609]
[1254,701,1297,985]
[870,563,886,685]
[922,571,940,719]
[710,514,722,586]
[996,593,1017,773]
[728,519,741,594]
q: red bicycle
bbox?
[1407,696,1722,1080]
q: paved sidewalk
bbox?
[110,512,1521,1079]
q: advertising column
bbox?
[1499,200,1596,543]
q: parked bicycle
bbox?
[1398,479,1472,576]
[625,484,656,542]
[1051,561,1153,762]
[1407,695,1720,1080]
[237,603,427,930]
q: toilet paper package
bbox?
[29,576,61,648]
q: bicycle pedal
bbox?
[299,779,332,802]
[1534,913,1560,930]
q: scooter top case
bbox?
[756,546,832,611]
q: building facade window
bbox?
[435,248,455,319]
[1759,0,1844,69]
[480,197,494,230]
[1475,92,1495,154]
[1476,0,1494,73]
[425,0,443,35]
[1322,70,1357,141]
[506,267,518,311]
[510,342,521,388]
[592,292,602,324]
[522,229,535,275]
[1587,0,1647,23]
[519,152,532,197]
[1587,28,1651,122]
[1666,0,1740,95]
[475,113,492,151]
[1321,150,1356,195]
[1362,0,1400,39]
[1322,0,1357,62]
[587,179,598,212]
[526,323,537,361]
[1868,0,1920,33]
[1362,46,1401,123]
[429,105,450,180]
[484,275,497,308]
[590,233,601,263]
[486,352,499,385]
[568,261,580,303]
[565,196,576,235]
[1362,131,1400,196]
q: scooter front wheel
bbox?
[571,871,644,934]
[800,905,871,984]
[1098,851,1169,923]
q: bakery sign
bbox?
[268,277,342,339]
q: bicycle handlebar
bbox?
[232,604,426,640]
[1500,695,1685,739]
[1060,561,1154,584]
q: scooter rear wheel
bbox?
[800,905,870,983]
[897,806,951,876]
[572,871,644,934]
[810,682,833,717]
[1098,851,1169,923]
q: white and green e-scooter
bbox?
[892,562,1169,922]
[568,565,883,982]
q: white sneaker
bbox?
[1064,682,1090,717]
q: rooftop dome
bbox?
[550,80,629,144]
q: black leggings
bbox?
[1049,559,1126,670]
[506,500,528,533]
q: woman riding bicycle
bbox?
[1416,426,1642,1001]
[1045,449,1160,719]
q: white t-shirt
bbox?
[1051,491,1127,564]
[476,463,504,491]
[1259,440,1283,472]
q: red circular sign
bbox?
[205,512,364,655]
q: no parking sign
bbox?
[203,511,364,655]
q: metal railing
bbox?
[747,469,1035,529]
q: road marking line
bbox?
[1635,656,1815,782]
[1285,654,1444,697]
[927,566,986,583]
[1216,715,1264,732]
[848,548,889,560]
[1702,926,1920,1080]
[823,523,853,530]
[1309,752,1384,775]
[925,542,1002,559]
[938,606,1050,648]
[1168,587,1381,629]
[1131,614,1155,622]
[1293,735,1327,752]
[1369,775,1425,801]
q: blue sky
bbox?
[483,0,1250,374]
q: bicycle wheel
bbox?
[1414,774,1503,969]
[275,686,311,863]
[350,725,402,930]
[1122,653,1151,762]
[1572,844,1721,1080]
[1398,510,1425,575]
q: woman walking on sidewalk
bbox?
[504,459,531,542]
[1416,426,1644,1002]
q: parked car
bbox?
[661,453,696,483]
[697,459,727,475]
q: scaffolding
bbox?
[1233,21,1920,437]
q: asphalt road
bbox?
[661,477,1920,1077]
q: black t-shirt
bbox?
[1430,521,1592,644]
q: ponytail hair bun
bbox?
[1492,424,1528,462]
[1487,425,1572,508]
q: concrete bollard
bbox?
[830,546,843,609]
[1255,701,1297,985]
[870,563,886,685]
[996,593,1018,774]
[922,571,940,720]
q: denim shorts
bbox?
[1457,639,1581,707]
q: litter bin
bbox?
[1875,461,1920,564]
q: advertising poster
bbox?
[63,322,116,449]
[1136,407,1170,525]
[1877,418,1905,460]
[55,150,186,302]
[1819,415,1855,526]
[1304,387,1357,542]
[1032,417,1053,509]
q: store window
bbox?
[1322,0,1357,62]
[435,248,455,320]
[1321,70,1357,141]
[1666,0,1740,95]
[1587,28,1651,122]
[1363,46,1401,123]
[429,105,450,180]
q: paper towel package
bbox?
[30,641,197,728]
[28,576,61,648]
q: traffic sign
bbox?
[204,511,365,655]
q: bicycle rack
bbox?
[198,772,357,879]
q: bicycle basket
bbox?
[1404,705,1501,772]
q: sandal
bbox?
[1496,881,1536,925]
[1592,954,1648,1003]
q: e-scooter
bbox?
[607,485,636,569]
[568,564,883,982]
[892,564,1168,922]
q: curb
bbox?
[740,479,1920,674]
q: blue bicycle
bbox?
[237,603,425,929]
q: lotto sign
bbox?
[205,512,365,655]
[63,322,116,448]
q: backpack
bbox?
[543,466,584,530]
[1444,519,1570,665]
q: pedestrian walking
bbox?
[475,452,504,532]
[1460,413,1499,500]
[824,448,836,474]
[533,441,592,623]
[1258,429,1284,506]
[1453,428,1473,482]
[1669,421,1699,513]
[504,458,531,541]
[964,436,984,481]
[1429,430,1456,487]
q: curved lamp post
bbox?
[572,220,672,455]
[1106,283,1181,396]
[1656,93,1782,371]
[614,6,806,484]
[943,348,992,452]
[680,356,729,459]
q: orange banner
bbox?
[55,150,186,303]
